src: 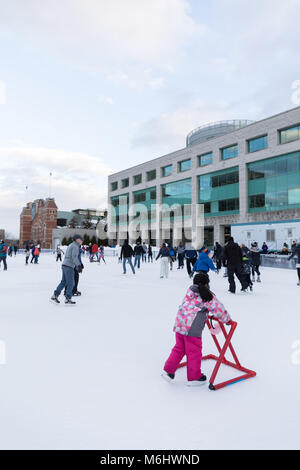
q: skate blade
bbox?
[161,372,174,383]
[186,380,207,387]
[50,299,60,305]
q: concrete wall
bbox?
[108,106,300,245]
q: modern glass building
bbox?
[108,106,300,247]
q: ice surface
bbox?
[0,253,300,450]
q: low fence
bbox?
[260,254,296,270]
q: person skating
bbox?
[223,237,248,293]
[148,244,153,262]
[288,241,300,286]
[168,245,175,271]
[262,242,268,254]
[249,242,261,282]
[120,240,135,274]
[24,245,30,265]
[162,272,232,386]
[98,245,106,264]
[51,234,82,305]
[193,248,218,275]
[183,246,198,278]
[90,242,99,262]
[213,242,223,271]
[33,245,40,264]
[133,241,144,269]
[142,242,147,262]
[30,244,35,263]
[8,245,13,257]
[0,240,8,270]
[177,241,185,269]
[56,245,64,262]
[156,243,170,278]
[241,253,253,292]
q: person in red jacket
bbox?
[90,243,99,262]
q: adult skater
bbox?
[177,241,185,269]
[133,241,144,269]
[156,243,170,279]
[148,244,153,262]
[249,242,261,282]
[213,242,223,271]
[56,245,64,262]
[223,237,248,293]
[142,242,147,262]
[168,245,175,271]
[183,246,198,278]
[261,242,268,254]
[288,241,300,286]
[162,272,231,386]
[120,240,135,274]
[8,245,13,257]
[51,234,83,305]
[24,245,30,265]
[0,240,8,271]
[193,248,218,275]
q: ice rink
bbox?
[0,252,300,450]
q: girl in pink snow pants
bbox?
[162,272,231,386]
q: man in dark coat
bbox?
[223,237,248,293]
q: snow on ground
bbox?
[0,253,300,450]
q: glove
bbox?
[77,265,82,273]
[81,264,84,270]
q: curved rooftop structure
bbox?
[186,119,254,147]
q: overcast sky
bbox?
[0,0,300,236]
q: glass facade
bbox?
[248,151,300,212]
[221,144,238,160]
[121,178,129,188]
[110,194,129,226]
[199,167,239,217]
[133,174,142,185]
[146,169,156,181]
[248,135,268,153]
[133,187,156,222]
[279,125,300,144]
[198,152,213,167]
[111,181,118,191]
[161,178,192,218]
[161,164,172,177]
[178,159,191,172]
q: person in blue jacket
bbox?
[193,248,218,274]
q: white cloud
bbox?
[106,69,165,90]
[98,96,114,105]
[0,144,114,236]
[0,0,198,66]
[0,81,6,104]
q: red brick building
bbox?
[19,198,58,249]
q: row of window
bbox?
[110,124,300,191]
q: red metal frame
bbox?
[178,316,256,390]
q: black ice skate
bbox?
[187,374,207,386]
[161,371,175,382]
[51,293,60,304]
[65,298,76,305]
[73,291,81,296]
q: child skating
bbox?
[162,272,231,386]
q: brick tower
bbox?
[19,198,58,249]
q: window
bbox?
[150,190,156,200]
[133,174,142,185]
[266,229,275,242]
[279,125,300,144]
[161,164,172,177]
[178,159,191,172]
[198,152,213,167]
[134,192,146,203]
[248,135,268,153]
[111,181,118,191]
[203,202,211,213]
[211,170,239,188]
[121,178,129,188]
[218,198,239,212]
[146,169,156,181]
[249,194,265,209]
[221,144,238,160]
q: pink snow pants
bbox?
[164,333,202,381]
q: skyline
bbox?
[1,0,300,236]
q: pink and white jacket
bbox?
[173,285,231,337]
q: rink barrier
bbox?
[178,316,256,391]
[260,254,296,269]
